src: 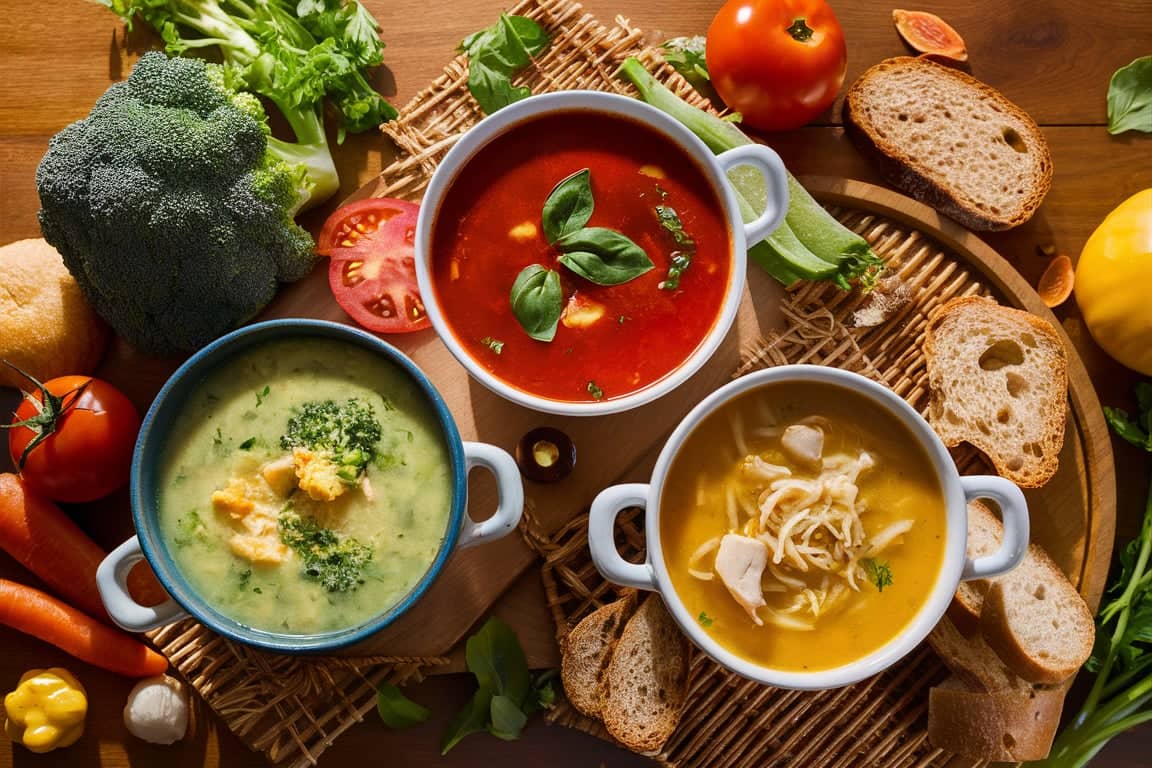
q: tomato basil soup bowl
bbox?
[588,365,1031,689]
[96,319,523,653]
[414,90,789,415]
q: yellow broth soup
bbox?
[157,338,453,635]
[659,381,946,672]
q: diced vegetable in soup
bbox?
[431,111,732,402]
[660,381,946,672]
[157,339,453,635]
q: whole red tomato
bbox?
[706,0,848,131]
[7,374,140,503]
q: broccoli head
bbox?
[36,52,329,356]
[280,398,382,484]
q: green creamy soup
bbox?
[157,338,454,635]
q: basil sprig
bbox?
[511,168,652,341]
[510,265,562,342]
[459,14,550,115]
[556,228,653,286]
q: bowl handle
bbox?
[457,441,525,549]
[715,143,790,247]
[96,536,188,632]
[588,483,658,591]
[959,475,1031,580]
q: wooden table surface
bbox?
[2,0,1150,765]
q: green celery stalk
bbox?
[616,57,882,290]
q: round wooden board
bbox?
[801,175,1117,611]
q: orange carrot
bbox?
[0,473,167,619]
[0,578,169,677]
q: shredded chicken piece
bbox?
[781,424,824,467]
[714,535,768,625]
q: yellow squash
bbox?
[1075,189,1152,375]
[3,668,88,753]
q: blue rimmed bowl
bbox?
[96,319,523,653]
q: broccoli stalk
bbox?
[96,0,398,210]
[280,399,382,483]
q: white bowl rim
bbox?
[413,90,750,416]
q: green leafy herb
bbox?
[255,385,270,407]
[541,168,594,243]
[698,611,714,627]
[662,36,710,84]
[213,428,223,446]
[1106,56,1152,135]
[173,510,208,547]
[459,14,550,114]
[279,514,373,592]
[239,437,257,451]
[510,265,562,342]
[252,587,262,594]
[441,617,554,754]
[587,381,604,400]
[862,558,893,592]
[654,204,696,290]
[376,683,431,730]
[481,336,505,355]
[238,568,252,588]
[1030,381,1152,767]
[555,228,653,286]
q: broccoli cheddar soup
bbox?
[660,381,947,672]
[157,338,453,635]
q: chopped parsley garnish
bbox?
[698,611,714,627]
[862,558,893,592]
[255,385,270,407]
[654,205,696,291]
[587,381,604,400]
[238,437,257,450]
[481,336,505,355]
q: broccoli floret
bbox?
[280,399,382,483]
[279,513,373,592]
[36,52,330,355]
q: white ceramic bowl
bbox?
[413,90,789,416]
[588,365,1030,689]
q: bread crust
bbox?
[560,594,636,719]
[844,57,1052,231]
[928,676,1066,761]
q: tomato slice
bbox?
[318,198,430,333]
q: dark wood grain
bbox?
[1,0,1149,765]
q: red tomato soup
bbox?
[431,111,732,403]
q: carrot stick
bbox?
[0,578,169,677]
[0,473,167,619]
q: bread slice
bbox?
[601,594,690,754]
[948,500,1002,634]
[844,56,1052,231]
[928,676,1066,761]
[928,614,1028,693]
[981,565,1096,684]
[560,594,637,719]
[924,296,1067,487]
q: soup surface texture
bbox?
[431,111,732,403]
[660,381,946,672]
[157,338,453,635]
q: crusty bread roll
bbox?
[0,238,107,389]
[924,296,1067,487]
[844,56,1052,231]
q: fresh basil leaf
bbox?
[510,265,562,342]
[556,228,653,286]
[1107,56,1152,134]
[440,687,492,754]
[376,683,431,730]
[489,694,528,740]
[542,168,594,243]
[465,616,531,707]
[459,14,550,114]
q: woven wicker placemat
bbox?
[520,206,1003,768]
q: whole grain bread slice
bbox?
[560,593,637,719]
[600,594,690,755]
[924,296,1067,487]
[844,56,1052,231]
[928,676,1067,762]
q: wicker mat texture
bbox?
[521,205,1006,768]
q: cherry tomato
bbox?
[706,0,848,131]
[318,198,430,334]
[7,374,140,503]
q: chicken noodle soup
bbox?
[157,338,453,635]
[660,381,946,671]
